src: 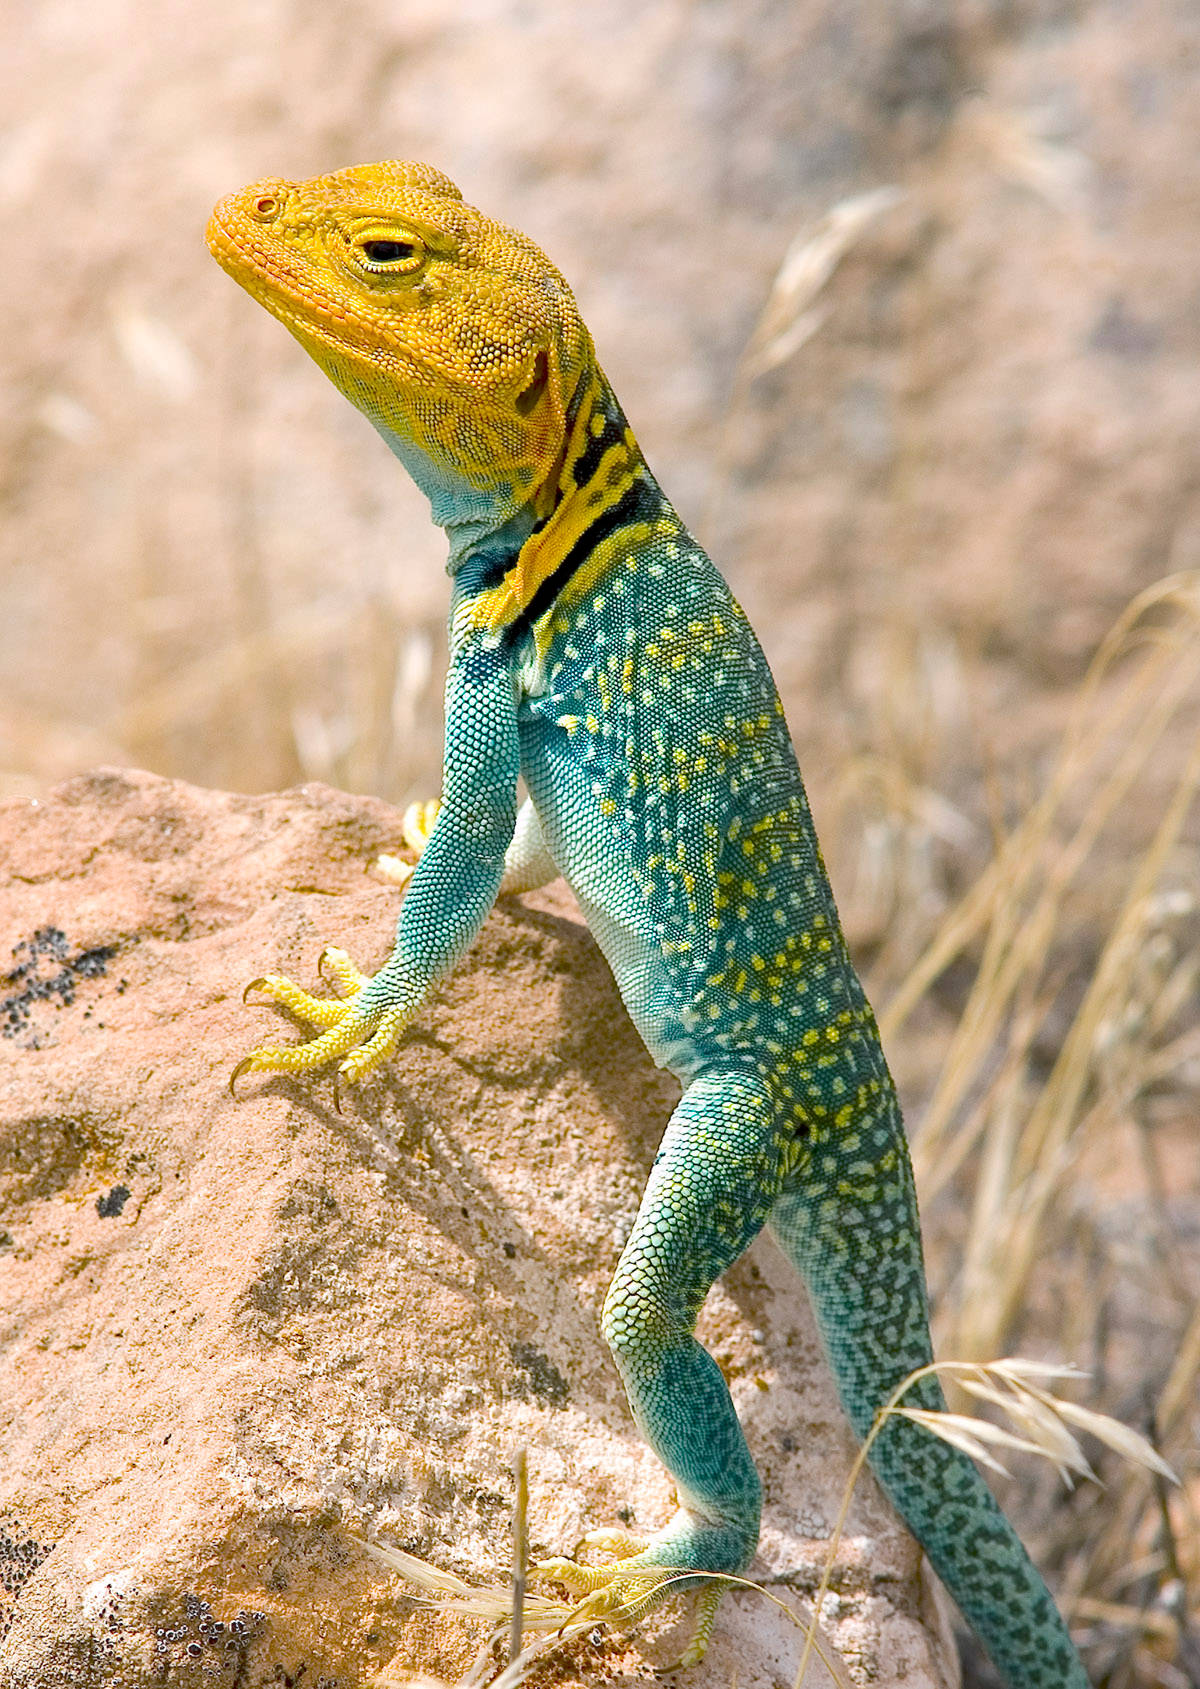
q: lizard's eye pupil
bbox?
[362,239,416,264]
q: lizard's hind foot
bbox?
[536,1535,731,1667]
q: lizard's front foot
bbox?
[536,1528,733,1667]
[232,947,409,1090]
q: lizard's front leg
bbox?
[235,642,520,1089]
[537,1067,786,1663]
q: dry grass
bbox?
[362,1360,1178,1688]
[814,578,1200,1688]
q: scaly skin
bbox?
[208,163,1089,1686]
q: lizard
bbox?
[207,160,1090,1688]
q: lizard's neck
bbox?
[368,415,535,568]
[451,369,679,649]
[373,367,666,589]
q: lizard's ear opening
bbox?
[523,337,573,520]
[515,348,549,417]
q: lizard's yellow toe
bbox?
[231,1015,372,1090]
[234,955,397,1092]
[577,1527,650,1560]
[534,1556,608,1596]
[401,797,442,852]
[244,970,355,1029]
[318,946,371,996]
[536,1547,725,1662]
[337,1007,408,1084]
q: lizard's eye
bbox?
[360,238,420,266]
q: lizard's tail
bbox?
[769,1157,1089,1689]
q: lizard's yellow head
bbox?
[207,161,593,531]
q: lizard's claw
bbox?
[232,952,409,1093]
[375,796,442,887]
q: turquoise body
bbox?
[359,378,1089,1688]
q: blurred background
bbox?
[2,1,1198,1683]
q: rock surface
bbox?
[0,768,958,1688]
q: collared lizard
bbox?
[208,161,1089,1687]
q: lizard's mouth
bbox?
[206,194,368,356]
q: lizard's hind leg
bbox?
[537,1067,785,1661]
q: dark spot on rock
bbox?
[509,1340,569,1406]
[0,1514,55,1640]
[503,1241,517,1258]
[97,1184,131,1218]
[2,927,121,1041]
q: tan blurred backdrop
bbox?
[3,0,1197,819]
[4,4,1200,1677]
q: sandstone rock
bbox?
[0,769,957,1687]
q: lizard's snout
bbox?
[206,180,291,254]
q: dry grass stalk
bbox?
[840,575,1200,1684]
[739,187,905,383]
[508,1446,528,1663]
[793,1359,1176,1688]
[874,576,1200,1356]
[703,185,903,545]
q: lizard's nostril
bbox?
[252,194,282,222]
